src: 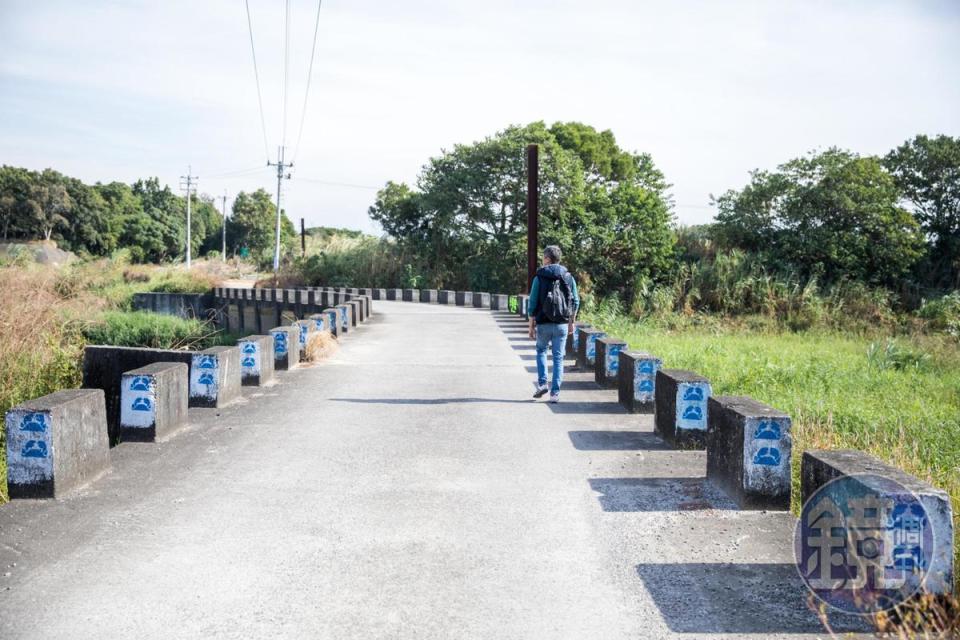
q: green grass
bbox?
[81,311,235,350]
[586,312,960,574]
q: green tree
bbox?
[714,148,924,286]
[0,166,36,241]
[29,170,72,242]
[131,178,185,262]
[884,134,960,287]
[369,121,674,297]
[228,188,295,266]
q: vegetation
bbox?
[581,299,960,575]
[0,256,228,501]
[0,166,299,267]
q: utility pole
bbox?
[220,190,228,262]
[526,144,539,290]
[300,218,306,257]
[267,146,293,273]
[179,167,198,269]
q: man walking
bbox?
[527,245,580,403]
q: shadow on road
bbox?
[588,477,735,512]
[634,563,869,634]
[568,430,670,451]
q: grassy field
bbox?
[0,255,234,502]
[585,312,960,574]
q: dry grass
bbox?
[303,330,338,362]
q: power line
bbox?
[281,0,291,149]
[203,165,266,179]
[291,0,323,164]
[244,0,271,162]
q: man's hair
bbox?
[543,245,562,264]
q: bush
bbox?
[81,311,228,350]
[918,292,960,337]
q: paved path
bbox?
[0,302,865,638]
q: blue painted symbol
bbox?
[132,397,152,412]
[274,332,287,354]
[638,361,655,374]
[242,343,257,354]
[754,420,781,440]
[607,356,619,373]
[21,440,47,458]
[682,386,703,401]
[130,376,151,391]
[197,355,216,369]
[19,413,47,433]
[637,379,654,393]
[241,356,256,367]
[891,504,928,571]
[753,447,781,466]
[682,405,703,421]
[198,372,215,385]
[314,318,325,331]
[299,328,307,346]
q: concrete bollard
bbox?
[800,449,955,596]
[5,389,110,499]
[347,300,361,326]
[472,292,490,308]
[707,396,792,510]
[120,362,188,442]
[438,290,455,305]
[490,294,509,311]
[371,288,386,300]
[654,369,712,449]
[358,295,370,320]
[309,312,330,333]
[322,308,340,337]
[269,326,300,370]
[386,288,401,301]
[238,335,275,386]
[515,295,528,318]
[335,303,352,334]
[576,327,607,372]
[455,291,472,306]
[402,289,418,302]
[595,337,628,388]
[617,351,662,413]
[420,289,438,303]
[189,346,241,408]
[294,320,315,359]
[566,322,589,360]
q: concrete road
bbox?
[0,302,866,639]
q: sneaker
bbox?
[533,382,549,398]
[549,394,560,403]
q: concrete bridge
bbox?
[0,301,873,638]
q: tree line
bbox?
[361,123,959,304]
[0,166,296,266]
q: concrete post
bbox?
[654,369,711,449]
[455,291,472,306]
[238,335,275,386]
[594,337,628,388]
[566,322,590,360]
[402,289,418,302]
[472,292,490,308]
[335,304,352,334]
[322,309,340,337]
[5,389,110,499]
[120,362,188,442]
[490,294,509,311]
[438,290,455,305]
[617,351,662,413]
[189,346,242,409]
[575,327,607,371]
[706,395,792,510]
[419,289,438,304]
[269,326,300,370]
[294,319,315,359]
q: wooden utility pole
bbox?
[526,144,539,290]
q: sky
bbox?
[1,0,959,235]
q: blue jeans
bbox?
[535,323,568,395]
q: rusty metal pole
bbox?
[526,144,539,291]
[300,217,306,257]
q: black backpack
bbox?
[539,271,573,323]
